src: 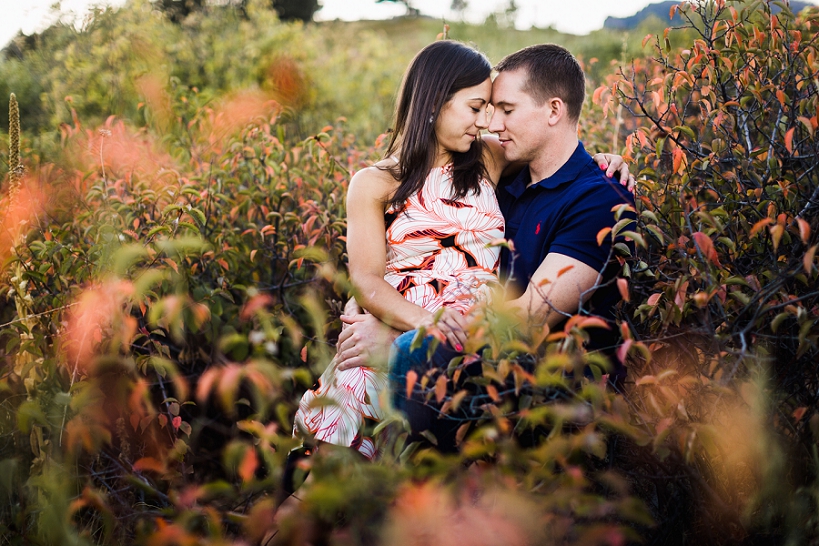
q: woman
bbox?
[293,40,626,458]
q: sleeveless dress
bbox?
[293,165,505,458]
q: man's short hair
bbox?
[494,44,585,122]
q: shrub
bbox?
[592,0,819,542]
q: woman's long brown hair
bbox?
[384,40,491,210]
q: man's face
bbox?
[489,69,550,164]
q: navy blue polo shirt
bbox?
[497,142,635,362]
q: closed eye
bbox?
[471,108,480,113]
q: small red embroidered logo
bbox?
[535,222,541,235]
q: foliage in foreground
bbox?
[0,1,817,545]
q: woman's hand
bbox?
[419,307,469,352]
[592,153,636,192]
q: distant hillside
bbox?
[604,0,813,30]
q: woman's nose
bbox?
[476,108,490,129]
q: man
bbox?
[337,44,635,450]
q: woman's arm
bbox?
[347,168,455,335]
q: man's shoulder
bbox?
[566,167,635,209]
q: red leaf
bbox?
[647,293,662,306]
[300,346,307,362]
[793,407,808,422]
[172,416,182,430]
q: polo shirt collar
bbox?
[533,141,592,190]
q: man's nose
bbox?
[488,111,503,133]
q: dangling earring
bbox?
[429,115,434,124]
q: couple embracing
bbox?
[294,40,636,456]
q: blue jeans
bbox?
[388,330,480,452]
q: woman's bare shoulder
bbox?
[349,162,399,202]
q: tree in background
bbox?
[151,0,320,22]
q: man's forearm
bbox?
[343,296,363,316]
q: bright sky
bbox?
[5,0,819,48]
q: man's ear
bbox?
[546,97,565,127]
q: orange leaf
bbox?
[785,127,795,154]
[300,346,307,362]
[617,278,630,303]
[647,293,662,306]
[770,224,784,252]
[406,370,418,400]
[435,375,447,403]
[486,385,500,402]
[750,218,773,237]
[557,265,574,277]
[642,34,653,48]
[239,447,258,483]
[672,147,684,174]
[576,317,611,330]
[196,367,220,403]
[133,457,166,474]
[596,227,612,247]
[692,231,721,266]
[793,407,808,422]
[797,217,811,244]
[804,245,817,274]
[669,4,679,19]
[218,364,243,412]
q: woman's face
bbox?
[434,77,492,160]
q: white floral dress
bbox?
[293,165,505,458]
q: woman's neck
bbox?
[433,149,453,168]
